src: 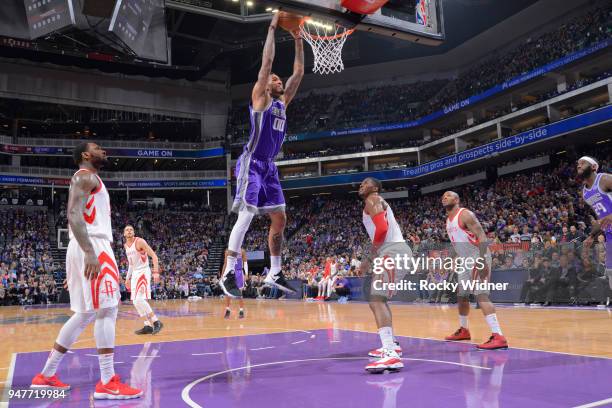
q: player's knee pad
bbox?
[94,306,118,349]
[56,311,96,349]
[228,210,254,253]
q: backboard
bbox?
[267,0,444,46]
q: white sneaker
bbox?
[365,349,404,373]
[368,342,402,358]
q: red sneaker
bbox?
[445,327,471,341]
[365,350,403,373]
[31,373,71,390]
[476,333,509,350]
[94,375,143,400]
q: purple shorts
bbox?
[232,153,285,214]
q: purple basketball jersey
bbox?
[582,173,612,267]
[244,99,287,159]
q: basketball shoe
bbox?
[219,270,242,298]
[476,333,508,350]
[94,375,143,400]
[31,374,71,390]
[264,270,297,294]
[134,325,153,335]
[365,349,403,373]
[368,341,402,358]
[445,327,471,341]
[152,320,163,335]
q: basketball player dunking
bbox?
[31,142,142,399]
[359,177,412,373]
[577,156,612,306]
[442,191,508,350]
[123,226,163,335]
[220,12,304,298]
[222,249,248,319]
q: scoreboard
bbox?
[24,0,76,39]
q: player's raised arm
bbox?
[252,13,280,110]
[460,210,489,258]
[282,35,304,107]
[67,172,100,281]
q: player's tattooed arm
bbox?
[283,36,304,107]
[67,172,101,281]
[461,210,489,258]
[252,12,280,110]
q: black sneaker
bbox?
[219,270,242,298]
[224,309,231,319]
[152,320,163,335]
[238,310,245,319]
[264,271,297,294]
[135,325,153,335]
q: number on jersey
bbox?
[593,202,607,217]
[273,118,286,132]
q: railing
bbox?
[0,166,226,179]
[5,136,223,150]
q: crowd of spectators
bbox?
[0,209,60,305]
[225,5,611,148]
[276,147,612,304]
[2,150,612,307]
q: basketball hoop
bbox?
[299,18,354,75]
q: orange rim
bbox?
[299,19,354,41]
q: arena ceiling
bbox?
[0,0,539,83]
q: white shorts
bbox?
[370,241,413,299]
[130,267,151,301]
[66,238,120,313]
[456,252,493,297]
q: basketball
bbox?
[278,11,303,34]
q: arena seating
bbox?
[227,6,611,144]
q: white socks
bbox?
[98,353,115,385]
[460,315,469,329]
[485,313,502,335]
[269,256,281,276]
[225,256,237,275]
[378,326,395,351]
[41,349,65,377]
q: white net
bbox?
[300,20,353,75]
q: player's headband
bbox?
[579,156,599,171]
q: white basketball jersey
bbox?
[125,237,149,270]
[362,200,404,244]
[446,208,480,257]
[68,169,112,242]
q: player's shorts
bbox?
[235,269,245,291]
[455,251,493,297]
[367,241,413,300]
[66,237,120,313]
[605,231,612,269]
[130,267,151,301]
[232,152,285,214]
